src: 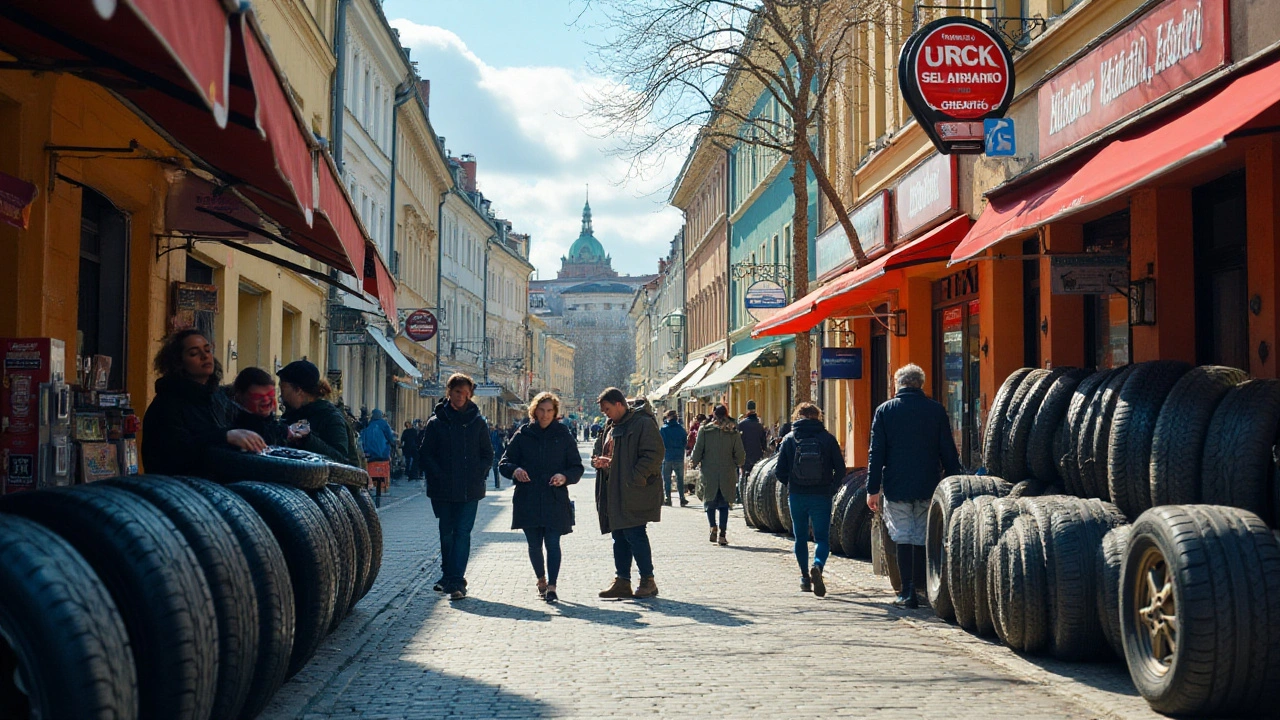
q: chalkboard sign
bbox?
[173,282,218,312]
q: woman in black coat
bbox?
[500,391,584,603]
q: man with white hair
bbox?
[866,363,962,608]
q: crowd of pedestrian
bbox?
[140,329,962,608]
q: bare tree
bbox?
[584,0,894,404]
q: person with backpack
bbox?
[360,409,396,462]
[658,410,689,507]
[689,404,745,546]
[775,402,845,597]
[866,364,962,608]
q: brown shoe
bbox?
[718,531,729,546]
[635,576,659,598]
[598,577,633,599]
[709,527,719,543]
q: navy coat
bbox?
[500,420,584,533]
[866,387,963,501]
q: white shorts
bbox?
[883,499,930,546]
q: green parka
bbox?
[689,417,746,503]
[593,400,664,533]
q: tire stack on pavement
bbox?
[0,448,383,720]
[925,364,1280,717]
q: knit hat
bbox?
[277,359,320,390]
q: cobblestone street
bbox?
[265,443,1162,719]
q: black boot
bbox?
[893,543,918,608]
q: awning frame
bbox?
[366,327,422,379]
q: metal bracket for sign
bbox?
[154,233,201,260]
[45,140,140,192]
[912,3,996,31]
[986,16,1048,49]
[730,261,791,293]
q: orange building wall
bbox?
[1129,187,1196,364]
[1247,136,1280,378]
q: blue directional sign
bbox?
[984,118,1016,157]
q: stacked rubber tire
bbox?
[942,365,1280,717]
[739,456,874,560]
[0,469,382,720]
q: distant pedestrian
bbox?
[686,413,706,455]
[360,409,395,462]
[737,399,769,494]
[418,373,494,601]
[776,403,845,597]
[689,404,745,546]
[401,420,421,479]
[658,410,689,507]
[490,427,507,489]
[866,364,962,608]
[593,389,664,599]
[500,392,583,603]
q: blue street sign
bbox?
[819,347,862,380]
[984,118,1015,157]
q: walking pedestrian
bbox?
[360,409,395,462]
[866,364,962,608]
[658,410,689,507]
[277,360,356,465]
[689,404,745,546]
[500,392,583,603]
[736,399,769,495]
[490,426,507,489]
[400,420,421,480]
[418,373,494,601]
[776,402,845,597]
[141,330,264,475]
[592,389,664,599]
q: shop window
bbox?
[78,188,129,389]
[282,306,301,366]
[1193,170,1248,370]
[236,283,265,371]
[933,269,981,468]
[1082,211,1131,369]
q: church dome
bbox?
[566,198,607,263]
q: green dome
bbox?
[566,198,607,263]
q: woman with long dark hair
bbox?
[141,330,265,475]
[500,391,584,602]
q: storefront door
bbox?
[1193,171,1248,370]
[78,188,129,389]
[933,269,981,468]
[1082,211,1131,369]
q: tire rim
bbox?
[1133,545,1177,675]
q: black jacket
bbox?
[281,399,355,465]
[867,387,963,501]
[401,426,421,454]
[775,418,846,496]
[418,399,493,503]
[141,374,234,476]
[500,421,584,533]
[737,413,770,466]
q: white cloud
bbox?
[389,19,684,280]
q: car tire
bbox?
[0,486,216,719]
[205,445,331,489]
[926,474,1012,621]
[1003,368,1070,483]
[310,486,356,630]
[229,482,338,678]
[983,368,1035,476]
[945,498,982,630]
[1107,361,1192,519]
[333,485,373,613]
[1149,366,1246,507]
[974,497,1022,637]
[1078,366,1134,501]
[0,514,136,720]
[326,462,371,491]
[990,514,1047,652]
[841,473,874,560]
[1046,499,1125,660]
[1028,369,1091,486]
[1056,371,1107,498]
[1096,524,1130,660]
[1201,379,1280,526]
[350,488,383,599]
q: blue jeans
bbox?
[611,525,654,581]
[432,498,479,591]
[788,493,832,579]
[661,460,685,499]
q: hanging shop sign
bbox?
[933,266,980,306]
[0,171,37,230]
[332,331,368,345]
[899,16,1016,154]
[820,347,863,380]
[165,174,269,241]
[1039,0,1228,159]
[894,153,958,241]
[1050,256,1129,294]
[744,280,788,322]
[473,382,503,398]
[403,309,439,342]
[816,190,892,280]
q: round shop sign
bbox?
[899,16,1015,154]
[404,309,438,342]
[744,280,787,322]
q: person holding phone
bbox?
[500,392,584,603]
[277,360,355,465]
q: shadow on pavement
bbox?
[553,600,646,627]
[722,544,791,555]
[449,597,553,622]
[629,597,753,627]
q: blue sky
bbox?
[384,1,685,280]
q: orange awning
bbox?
[951,55,1280,264]
[753,215,971,338]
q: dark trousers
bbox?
[611,525,654,581]
[523,527,564,585]
[896,543,926,597]
[705,489,729,531]
[432,498,479,591]
[492,458,502,487]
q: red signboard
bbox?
[1038,0,1229,158]
[894,153,958,241]
[0,171,37,230]
[914,23,1014,119]
[404,309,438,342]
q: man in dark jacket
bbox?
[658,410,688,507]
[776,402,846,597]
[418,373,494,600]
[737,400,769,493]
[490,427,507,490]
[401,420,421,479]
[593,389,664,599]
[866,363,962,607]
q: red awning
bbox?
[753,215,972,338]
[364,245,398,323]
[951,55,1280,264]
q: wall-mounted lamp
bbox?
[1040,317,1049,336]
[1128,276,1157,326]
[890,309,908,337]
[981,338,989,357]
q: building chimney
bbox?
[457,154,477,193]
[419,79,430,116]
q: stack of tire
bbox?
[0,448,382,720]
[928,365,1280,717]
[739,455,875,559]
